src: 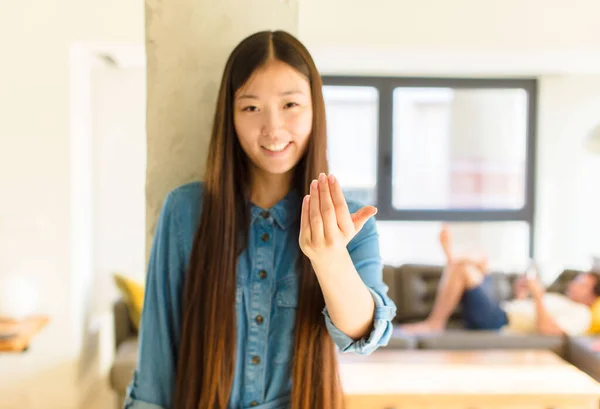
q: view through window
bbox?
[323,78,537,270]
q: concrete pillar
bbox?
[145,0,300,252]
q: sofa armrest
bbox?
[114,298,136,349]
[567,336,600,381]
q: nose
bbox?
[261,107,284,136]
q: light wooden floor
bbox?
[82,381,116,409]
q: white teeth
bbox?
[264,142,289,152]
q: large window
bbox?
[322,77,537,267]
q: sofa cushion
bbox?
[393,264,444,322]
[485,272,519,302]
[417,330,566,357]
[547,269,582,294]
[392,264,519,322]
[110,337,138,394]
[114,299,137,349]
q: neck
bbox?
[249,168,294,209]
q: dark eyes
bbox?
[241,102,299,112]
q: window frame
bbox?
[321,76,538,256]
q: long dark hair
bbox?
[173,31,343,409]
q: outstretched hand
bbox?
[299,173,377,263]
[526,275,546,300]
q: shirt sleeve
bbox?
[322,206,397,354]
[123,191,185,409]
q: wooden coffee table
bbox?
[340,349,600,409]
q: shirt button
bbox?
[255,315,264,324]
[252,355,261,365]
[260,211,270,219]
[261,232,270,242]
[250,402,258,407]
[259,270,268,279]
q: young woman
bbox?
[124,30,396,409]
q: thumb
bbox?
[351,206,378,232]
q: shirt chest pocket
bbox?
[275,274,299,307]
[272,274,299,364]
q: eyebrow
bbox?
[237,90,305,100]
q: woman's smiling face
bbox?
[233,59,313,179]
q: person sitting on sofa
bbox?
[400,226,600,336]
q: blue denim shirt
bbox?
[124,182,396,409]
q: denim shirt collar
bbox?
[249,188,301,230]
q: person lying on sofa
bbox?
[400,226,600,336]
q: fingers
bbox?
[318,173,338,240]
[309,179,323,243]
[328,174,354,235]
[308,173,377,247]
[299,194,310,239]
[351,205,378,232]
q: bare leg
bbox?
[441,223,489,274]
[400,227,487,334]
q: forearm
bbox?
[311,249,375,340]
[534,297,564,335]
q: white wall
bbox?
[301,0,600,51]
[0,0,143,407]
[536,76,600,271]
[300,0,600,75]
